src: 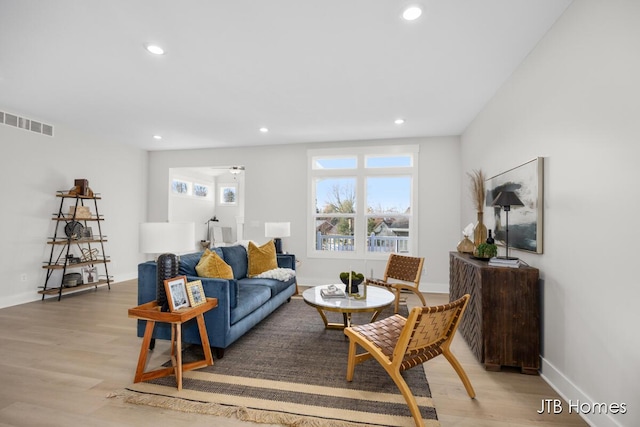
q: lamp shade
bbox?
[491,191,524,208]
[264,222,291,238]
[139,222,195,254]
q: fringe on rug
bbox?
[113,389,380,427]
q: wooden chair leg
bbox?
[389,369,426,427]
[393,288,401,314]
[442,347,476,398]
[346,338,357,381]
[412,287,427,307]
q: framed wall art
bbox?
[485,157,544,254]
[81,266,98,284]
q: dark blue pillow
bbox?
[221,245,248,279]
[178,252,203,276]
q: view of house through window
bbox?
[309,146,418,257]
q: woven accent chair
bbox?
[366,253,426,314]
[344,294,475,427]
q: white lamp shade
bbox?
[139,222,195,254]
[264,222,290,238]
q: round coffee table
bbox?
[302,284,395,329]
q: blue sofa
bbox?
[137,245,296,358]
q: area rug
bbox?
[122,296,439,427]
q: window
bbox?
[193,183,210,198]
[218,183,238,205]
[171,179,191,195]
[308,145,418,258]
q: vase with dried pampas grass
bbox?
[467,169,487,247]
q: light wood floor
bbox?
[0,280,587,427]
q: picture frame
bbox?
[81,266,99,284]
[485,157,544,254]
[164,275,190,311]
[186,280,206,307]
[80,227,93,239]
[218,183,238,205]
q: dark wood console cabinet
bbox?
[449,252,540,374]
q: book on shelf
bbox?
[488,257,521,268]
[320,286,346,298]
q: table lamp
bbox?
[139,222,195,311]
[265,222,290,254]
[491,191,524,260]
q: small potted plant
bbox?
[340,271,364,293]
[474,242,498,259]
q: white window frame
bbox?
[307,145,419,260]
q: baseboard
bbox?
[0,291,39,309]
[540,357,625,427]
[420,282,449,294]
[0,273,138,309]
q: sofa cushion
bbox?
[220,245,248,279]
[247,240,278,277]
[196,249,234,279]
[230,284,271,325]
[238,277,295,298]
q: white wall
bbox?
[0,120,147,308]
[147,136,460,292]
[461,1,639,426]
[169,168,216,242]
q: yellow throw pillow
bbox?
[196,249,234,279]
[248,240,278,277]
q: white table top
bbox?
[302,284,394,312]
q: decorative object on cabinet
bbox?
[474,242,497,259]
[467,169,487,247]
[265,221,290,254]
[491,191,524,260]
[456,223,475,253]
[486,157,544,253]
[139,222,195,311]
[449,252,540,374]
[40,190,111,300]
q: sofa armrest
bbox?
[277,253,296,270]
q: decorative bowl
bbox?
[340,276,364,287]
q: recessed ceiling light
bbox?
[259,127,269,133]
[153,135,162,140]
[145,44,165,55]
[402,6,422,21]
[395,118,405,125]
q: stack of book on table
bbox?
[488,257,521,268]
[320,285,346,299]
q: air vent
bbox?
[0,110,54,137]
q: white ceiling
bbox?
[0,0,572,151]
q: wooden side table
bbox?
[128,297,218,390]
